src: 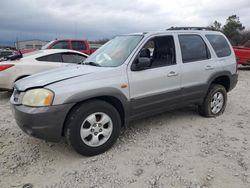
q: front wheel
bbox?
[65,100,121,156]
[198,84,227,117]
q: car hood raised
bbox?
[15,65,109,91]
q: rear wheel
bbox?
[198,84,227,117]
[65,100,121,156]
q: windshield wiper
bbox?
[84,61,101,67]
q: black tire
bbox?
[64,100,121,156]
[198,84,227,117]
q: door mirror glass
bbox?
[139,48,151,58]
[131,57,151,71]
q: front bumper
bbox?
[229,73,238,91]
[11,103,75,142]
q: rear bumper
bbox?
[229,73,238,92]
[11,103,75,142]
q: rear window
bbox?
[178,35,211,63]
[72,41,86,50]
[205,34,231,57]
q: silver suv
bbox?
[11,28,238,156]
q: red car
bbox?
[233,41,250,66]
[42,39,93,55]
[19,39,94,55]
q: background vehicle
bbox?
[233,40,250,65]
[0,49,87,91]
[11,28,237,156]
[42,39,93,55]
[0,50,16,61]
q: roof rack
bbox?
[167,27,213,31]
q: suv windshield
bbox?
[85,35,143,67]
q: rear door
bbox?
[177,34,221,101]
[15,53,63,79]
[33,53,64,71]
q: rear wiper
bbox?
[84,61,101,67]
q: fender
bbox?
[206,71,235,92]
[64,87,130,120]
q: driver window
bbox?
[139,36,176,68]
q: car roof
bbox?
[23,49,88,58]
[125,29,223,37]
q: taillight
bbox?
[0,64,14,71]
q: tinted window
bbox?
[51,41,69,49]
[72,41,86,50]
[206,35,231,57]
[136,36,176,68]
[179,35,210,63]
[61,53,86,64]
[36,53,62,62]
[75,54,87,63]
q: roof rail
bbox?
[167,27,213,31]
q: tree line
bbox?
[209,15,249,46]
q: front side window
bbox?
[36,53,62,62]
[135,35,176,68]
[206,34,232,57]
[72,41,86,50]
[85,35,143,67]
[51,41,69,49]
[179,35,211,63]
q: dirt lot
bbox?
[0,68,250,188]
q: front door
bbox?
[127,35,181,119]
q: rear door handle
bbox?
[205,65,214,70]
[167,71,178,77]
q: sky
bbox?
[1,0,250,45]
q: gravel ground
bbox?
[0,68,250,188]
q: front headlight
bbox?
[22,88,54,107]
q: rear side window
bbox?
[51,41,69,49]
[72,41,86,50]
[205,35,231,57]
[179,35,211,63]
[36,53,62,62]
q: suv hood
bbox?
[15,65,109,91]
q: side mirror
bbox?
[131,57,151,71]
[139,48,150,58]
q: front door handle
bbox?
[167,71,178,77]
[205,65,214,70]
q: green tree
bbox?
[209,20,222,31]
[222,15,245,45]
